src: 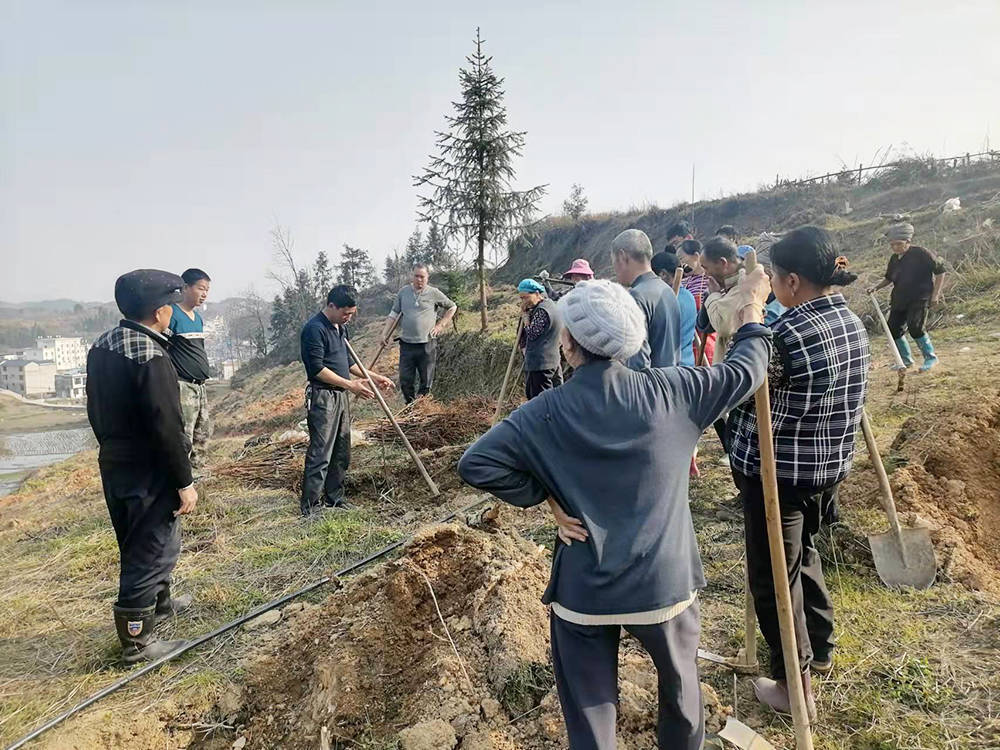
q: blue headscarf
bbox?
[517,278,545,294]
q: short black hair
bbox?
[666,220,693,241]
[715,225,737,241]
[181,268,211,285]
[702,237,739,264]
[327,284,358,308]
[770,226,859,287]
[679,239,702,256]
[651,251,680,276]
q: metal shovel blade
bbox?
[868,527,936,589]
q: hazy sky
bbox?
[4,0,999,303]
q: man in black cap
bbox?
[87,269,198,663]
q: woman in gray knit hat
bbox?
[868,222,946,372]
[459,275,771,749]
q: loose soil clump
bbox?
[237,519,730,749]
[890,395,1000,593]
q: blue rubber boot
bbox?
[915,334,938,372]
[893,337,914,369]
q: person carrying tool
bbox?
[380,263,457,403]
[301,285,395,516]
[538,258,595,301]
[458,273,773,750]
[86,270,198,663]
[867,222,945,372]
[611,229,681,370]
[517,278,565,398]
[726,226,870,718]
[168,268,212,472]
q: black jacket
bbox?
[86,320,193,489]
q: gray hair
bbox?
[611,229,653,263]
[412,263,431,274]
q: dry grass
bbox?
[362,395,495,451]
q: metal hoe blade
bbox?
[868,527,936,590]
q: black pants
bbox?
[399,340,437,404]
[550,602,704,750]
[101,463,181,609]
[733,470,835,679]
[887,300,929,339]
[301,386,351,514]
[524,367,564,399]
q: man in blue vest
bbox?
[516,279,564,399]
[168,269,212,471]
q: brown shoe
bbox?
[752,671,817,722]
[812,655,834,675]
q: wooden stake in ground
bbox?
[492,316,525,425]
[344,338,440,497]
[744,251,814,749]
[368,314,401,370]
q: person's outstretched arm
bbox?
[458,415,548,509]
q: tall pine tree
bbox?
[337,244,377,290]
[415,29,545,331]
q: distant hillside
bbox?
[498,161,1000,283]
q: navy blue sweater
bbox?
[459,324,772,616]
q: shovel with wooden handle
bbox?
[869,293,906,393]
[743,251,815,749]
[859,410,936,589]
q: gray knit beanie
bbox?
[557,279,645,361]
[886,222,915,241]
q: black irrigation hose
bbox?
[6,496,491,750]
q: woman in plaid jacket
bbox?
[726,226,870,720]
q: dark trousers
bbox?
[101,463,181,609]
[301,386,351,514]
[524,367,564,399]
[550,602,704,750]
[399,340,437,403]
[887,300,929,339]
[733,470,835,679]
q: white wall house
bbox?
[0,359,58,398]
[32,337,88,371]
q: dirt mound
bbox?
[890,395,1000,593]
[236,520,730,749]
[363,395,495,450]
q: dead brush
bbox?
[361,396,495,451]
[213,434,307,491]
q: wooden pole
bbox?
[492,316,524,425]
[869,293,906,392]
[671,267,684,294]
[745,251,814,749]
[368,315,401,370]
[344,338,439,497]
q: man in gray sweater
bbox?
[459,272,772,749]
[611,228,682,370]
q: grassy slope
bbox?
[2,190,1000,748]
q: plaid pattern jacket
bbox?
[728,294,870,487]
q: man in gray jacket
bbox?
[611,229,682,370]
[459,272,772,749]
[516,278,564,399]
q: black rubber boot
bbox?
[155,586,193,625]
[114,604,189,665]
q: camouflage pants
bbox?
[178,381,212,469]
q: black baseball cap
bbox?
[114,269,184,319]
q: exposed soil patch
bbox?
[889,395,1000,593]
[236,519,730,749]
